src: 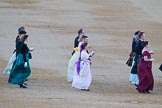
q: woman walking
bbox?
[137,41,154,93]
[3,27,26,75]
[67,35,88,82]
[8,34,32,88]
[72,43,94,91]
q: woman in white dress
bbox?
[3,27,26,75]
[67,36,88,82]
[72,43,94,91]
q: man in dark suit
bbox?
[72,29,85,55]
[135,32,145,58]
[130,32,145,86]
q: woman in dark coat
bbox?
[8,35,32,88]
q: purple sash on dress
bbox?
[76,59,81,75]
[76,43,84,75]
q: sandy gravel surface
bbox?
[0,0,162,108]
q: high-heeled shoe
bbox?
[19,84,27,88]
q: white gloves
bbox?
[89,51,95,56]
[24,62,27,68]
[29,48,34,51]
[149,58,155,61]
[149,50,154,54]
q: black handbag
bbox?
[159,64,162,71]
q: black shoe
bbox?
[136,87,139,91]
[81,89,90,91]
[19,84,27,88]
[146,90,150,93]
[134,84,138,87]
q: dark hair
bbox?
[143,41,148,47]
[20,35,29,43]
[81,43,88,51]
[138,32,145,38]
[82,35,88,39]
[78,29,83,35]
[134,31,140,36]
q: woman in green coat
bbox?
[8,34,32,88]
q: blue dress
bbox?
[8,42,31,84]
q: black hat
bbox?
[134,31,140,36]
[18,26,25,34]
[19,30,26,34]
[18,26,25,31]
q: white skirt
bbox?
[67,51,80,82]
[3,52,16,75]
[72,62,92,90]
